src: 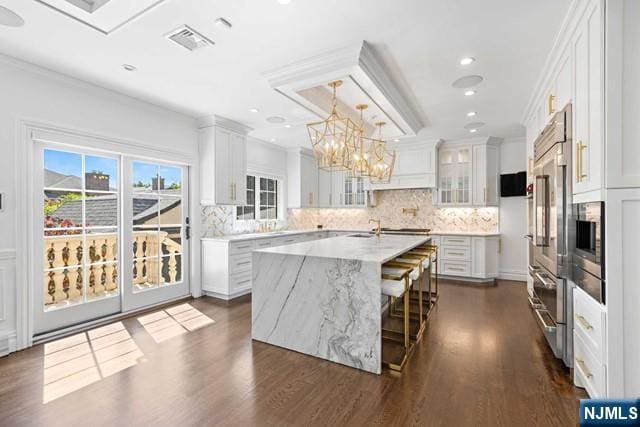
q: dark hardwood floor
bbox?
[0,280,585,426]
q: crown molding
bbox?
[196,115,253,135]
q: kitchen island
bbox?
[251,233,430,374]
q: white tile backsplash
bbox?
[201,189,498,237]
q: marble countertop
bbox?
[254,234,430,264]
[201,229,366,242]
[429,230,500,236]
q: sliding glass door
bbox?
[33,140,190,335]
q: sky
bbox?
[44,149,182,189]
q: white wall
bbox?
[0,55,199,353]
[499,137,528,281]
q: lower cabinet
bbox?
[431,234,499,281]
[573,286,607,398]
[201,231,331,300]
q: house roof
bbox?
[50,194,180,227]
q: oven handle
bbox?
[535,271,557,290]
[534,309,557,333]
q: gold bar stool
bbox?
[387,255,428,340]
[380,264,413,371]
[408,244,439,308]
[396,252,431,323]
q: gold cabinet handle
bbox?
[575,314,594,331]
[576,358,594,379]
[576,141,587,182]
[548,94,555,115]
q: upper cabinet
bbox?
[369,140,441,191]
[287,148,319,208]
[198,116,251,206]
[573,0,604,196]
[437,138,500,207]
[522,0,605,201]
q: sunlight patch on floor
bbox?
[137,303,215,343]
[42,322,144,404]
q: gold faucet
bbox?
[369,219,381,236]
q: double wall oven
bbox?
[528,104,574,367]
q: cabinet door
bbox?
[300,154,318,207]
[485,144,499,205]
[332,171,345,207]
[455,148,471,205]
[471,237,486,278]
[472,145,487,205]
[230,133,247,205]
[555,50,572,112]
[214,128,232,205]
[318,169,333,207]
[438,149,455,204]
[573,2,603,195]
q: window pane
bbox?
[161,254,182,285]
[85,156,118,191]
[133,228,160,259]
[133,162,157,193]
[44,235,84,270]
[160,227,182,256]
[44,269,83,311]
[260,177,267,190]
[86,231,118,263]
[267,179,275,191]
[238,206,254,220]
[159,198,182,226]
[85,193,118,227]
[86,262,119,301]
[246,190,255,206]
[247,175,255,190]
[44,190,83,231]
[260,192,267,205]
[133,195,159,226]
[44,149,82,190]
[158,166,182,195]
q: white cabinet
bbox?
[431,234,499,281]
[437,138,500,206]
[198,116,250,206]
[369,140,440,191]
[318,169,333,207]
[573,0,604,197]
[318,169,368,208]
[287,148,319,208]
[438,146,471,205]
[472,144,500,206]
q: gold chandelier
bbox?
[350,104,375,178]
[368,122,396,184]
[307,80,358,171]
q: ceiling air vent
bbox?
[166,25,214,51]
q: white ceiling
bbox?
[0,0,570,148]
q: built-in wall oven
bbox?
[528,103,574,367]
[572,202,605,304]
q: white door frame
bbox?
[15,119,201,349]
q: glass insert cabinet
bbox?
[438,147,471,205]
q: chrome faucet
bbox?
[369,219,381,236]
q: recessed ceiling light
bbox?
[469,129,478,133]
[122,64,137,72]
[277,0,292,4]
[460,57,475,65]
[464,90,476,96]
[266,116,286,124]
[0,6,25,27]
[249,108,260,113]
[464,122,485,129]
[393,139,400,142]
[467,111,477,117]
[284,124,292,128]
[214,17,232,29]
[270,138,276,142]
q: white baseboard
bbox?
[0,330,17,357]
[202,288,251,301]
[499,270,527,282]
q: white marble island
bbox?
[251,234,430,374]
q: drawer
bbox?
[441,246,471,261]
[573,286,606,360]
[254,239,274,249]
[574,329,606,398]
[441,235,471,247]
[441,260,471,276]
[229,253,252,274]
[229,271,252,293]
[229,240,256,255]
[271,236,302,247]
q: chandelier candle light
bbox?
[368,121,396,184]
[350,103,374,177]
[307,80,358,171]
